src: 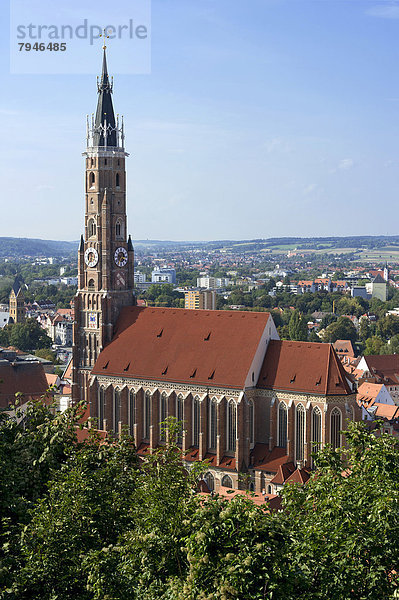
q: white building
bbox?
[197,276,230,289]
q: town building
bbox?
[184,289,216,310]
[151,267,176,284]
[72,48,361,492]
[197,276,230,289]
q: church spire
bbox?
[93,48,117,147]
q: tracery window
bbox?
[227,400,237,452]
[160,392,167,441]
[222,475,233,488]
[113,388,120,436]
[129,390,136,437]
[331,408,342,450]
[295,404,305,462]
[193,396,200,447]
[278,402,288,448]
[176,394,184,444]
[98,386,105,429]
[144,391,151,439]
[209,397,217,449]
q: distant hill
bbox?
[1,235,399,259]
[0,238,78,258]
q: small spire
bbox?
[127,235,134,252]
[79,234,84,252]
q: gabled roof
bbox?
[362,354,399,386]
[258,340,353,396]
[92,306,270,389]
[373,274,386,284]
[333,339,355,358]
[250,444,288,472]
[0,361,49,408]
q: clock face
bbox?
[114,246,128,267]
[84,247,99,268]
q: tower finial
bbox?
[100,27,110,50]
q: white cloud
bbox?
[366,3,399,19]
[338,158,355,170]
[302,183,318,196]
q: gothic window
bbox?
[88,218,96,237]
[104,158,107,165]
[204,472,215,491]
[129,390,136,437]
[193,396,200,447]
[113,388,120,436]
[115,220,122,238]
[116,172,120,187]
[227,400,237,452]
[312,407,322,451]
[209,397,217,450]
[249,400,254,447]
[331,408,342,450]
[278,402,288,448]
[160,392,167,441]
[222,475,233,489]
[89,172,95,187]
[88,279,95,291]
[98,386,105,429]
[295,404,305,462]
[144,391,151,439]
[176,394,184,444]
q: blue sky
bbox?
[1,0,399,241]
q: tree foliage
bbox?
[2,403,399,599]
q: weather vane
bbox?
[100,27,110,50]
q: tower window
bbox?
[116,173,120,187]
[88,279,95,291]
[104,158,107,165]
[89,172,95,187]
[115,220,122,237]
[88,218,96,237]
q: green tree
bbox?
[322,316,357,344]
[282,421,399,598]
[35,348,57,363]
[289,310,308,341]
[364,335,385,355]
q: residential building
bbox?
[184,289,216,310]
[151,267,176,284]
[197,276,230,289]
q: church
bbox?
[71,48,361,494]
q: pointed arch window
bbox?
[193,396,200,447]
[144,391,151,439]
[115,220,122,238]
[278,402,288,448]
[116,173,120,187]
[176,394,184,444]
[204,472,215,492]
[222,475,233,489]
[209,397,217,450]
[89,172,95,187]
[88,279,95,291]
[129,390,136,437]
[88,218,96,237]
[295,404,305,462]
[312,407,322,450]
[331,408,342,450]
[98,386,105,429]
[227,400,237,452]
[160,392,167,441]
[113,388,120,436]
[249,400,255,447]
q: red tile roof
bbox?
[92,306,270,389]
[333,339,355,358]
[250,444,289,472]
[0,361,49,408]
[258,340,353,396]
[373,403,399,420]
[362,355,399,386]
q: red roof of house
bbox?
[362,355,399,386]
[258,340,353,396]
[333,339,355,358]
[0,361,49,408]
[373,403,399,420]
[92,306,270,389]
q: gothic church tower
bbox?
[72,49,134,403]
